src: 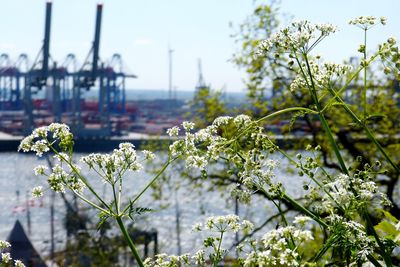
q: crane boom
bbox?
[42,1,52,84]
[91,3,102,81]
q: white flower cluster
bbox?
[257,20,337,56]
[0,240,10,250]
[142,150,156,161]
[244,226,313,267]
[194,215,254,233]
[349,16,386,29]
[0,240,26,267]
[378,37,400,77]
[234,149,281,202]
[182,121,195,131]
[33,165,48,176]
[289,60,352,93]
[321,173,390,213]
[47,165,71,193]
[168,122,215,170]
[31,186,44,198]
[18,123,72,156]
[327,214,376,261]
[166,126,180,137]
[32,163,85,194]
[293,215,313,227]
[80,142,144,184]
[143,252,204,267]
[169,115,281,205]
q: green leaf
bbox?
[97,211,111,231]
[365,113,386,122]
[127,203,155,221]
[377,208,399,223]
[375,221,398,237]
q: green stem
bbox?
[326,87,400,173]
[214,231,224,267]
[227,107,317,145]
[363,210,393,267]
[122,157,175,215]
[255,107,317,123]
[118,175,122,214]
[302,54,349,175]
[282,193,328,228]
[363,29,368,118]
[73,191,111,215]
[112,184,119,214]
[48,144,112,211]
[320,51,381,111]
[276,147,343,211]
[116,216,144,267]
[363,127,400,173]
[366,254,384,267]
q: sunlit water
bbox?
[0,151,305,259]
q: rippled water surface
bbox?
[0,151,304,258]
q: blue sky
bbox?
[1,0,399,92]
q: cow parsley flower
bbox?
[349,16,386,30]
[144,253,191,267]
[1,252,11,263]
[182,121,195,131]
[31,139,50,157]
[142,150,155,161]
[206,215,241,233]
[31,186,44,198]
[233,114,252,127]
[212,116,232,126]
[166,126,180,137]
[18,135,34,152]
[192,223,202,232]
[203,215,251,233]
[18,123,73,157]
[33,165,48,176]
[185,155,207,170]
[244,226,313,267]
[293,215,312,227]
[14,260,26,267]
[192,250,205,266]
[0,240,11,250]
[257,20,337,55]
[47,165,68,193]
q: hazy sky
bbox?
[0,0,399,92]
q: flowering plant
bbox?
[17,14,400,267]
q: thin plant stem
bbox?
[325,86,400,174]
[282,193,328,228]
[363,210,393,267]
[301,53,349,175]
[363,29,368,118]
[118,175,122,214]
[320,51,381,111]
[48,144,112,211]
[214,231,224,267]
[255,107,318,123]
[72,191,111,215]
[116,216,144,267]
[276,147,343,211]
[112,183,119,214]
[366,255,384,267]
[122,157,176,215]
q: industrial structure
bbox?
[0,2,136,138]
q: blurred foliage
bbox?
[186,86,227,128]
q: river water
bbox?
[0,151,305,259]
